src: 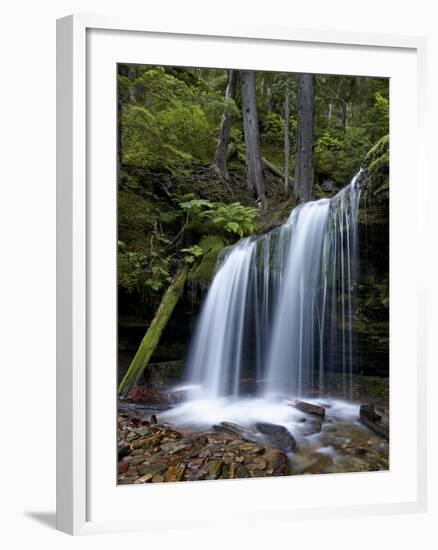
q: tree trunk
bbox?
[213,70,237,180]
[294,74,315,203]
[284,78,290,195]
[117,266,189,398]
[241,71,266,210]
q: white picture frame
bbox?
[56,14,428,535]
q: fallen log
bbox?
[118,266,189,398]
[261,157,294,187]
[237,149,294,187]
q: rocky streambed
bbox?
[117,393,389,484]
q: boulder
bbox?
[291,400,326,418]
[255,422,296,452]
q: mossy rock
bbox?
[189,235,226,286]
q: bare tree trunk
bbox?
[213,70,237,180]
[284,78,290,195]
[294,74,315,203]
[241,70,267,210]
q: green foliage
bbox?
[188,235,226,285]
[315,127,371,185]
[364,92,389,143]
[179,198,259,238]
[119,66,237,173]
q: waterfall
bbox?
[186,172,362,401]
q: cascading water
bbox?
[186,172,362,403]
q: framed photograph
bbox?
[57,15,427,535]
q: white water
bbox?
[185,172,362,408]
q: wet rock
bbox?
[213,422,259,443]
[235,464,250,478]
[134,425,152,437]
[255,422,296,452]
[360,403,382,422]
[208,459,223,479]
[359,404,389,440]
[221,463,229,479]
[138,463,168,477]
[301,453,333,474]
[160,441,190,455]
[160,428,182,440]
[238,443,265,455]
[264,448,289,476]
[129,456,149,466]
[300,419,322,436]
[131,448,146,456]
[291,400,326,418]
[132,432,163,450]
[118,477,137,485]
[326,456,378,473]
[118,444,131,460]
[165,463,186,482]
[245,456,267,470]
[152,474,165,483]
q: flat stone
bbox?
[238,443,265,455]
[208,459,223,479]
[138,463,168,477]
[152,474,165,483]
[118,462,129,474]
[291,400,326,418]
[160,441,190,455]
[264,448,289,476]
[165,462,186,482]
[132,432,163,450]
[235,464,250,478]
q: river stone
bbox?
[160,441,190,455]
[132,432,163,449]
[165,463,186,482]
[208,459,223,479]
[264,448,289,476]
[292,400,326,418]
[255,422,296,452]
[138,462,168,477]
[152,474,165,483]
[300,419,322,436]
[235,464,250,478]
[117,444,131,460]
[301,453,333,474]
[221,462,229,479]
[228,463,237,479]
[238,443,265,455]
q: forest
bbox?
[116,64,390,484]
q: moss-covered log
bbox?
[118,265,189,398]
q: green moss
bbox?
[189,236,226,286]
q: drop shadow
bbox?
[25,511,57,530]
